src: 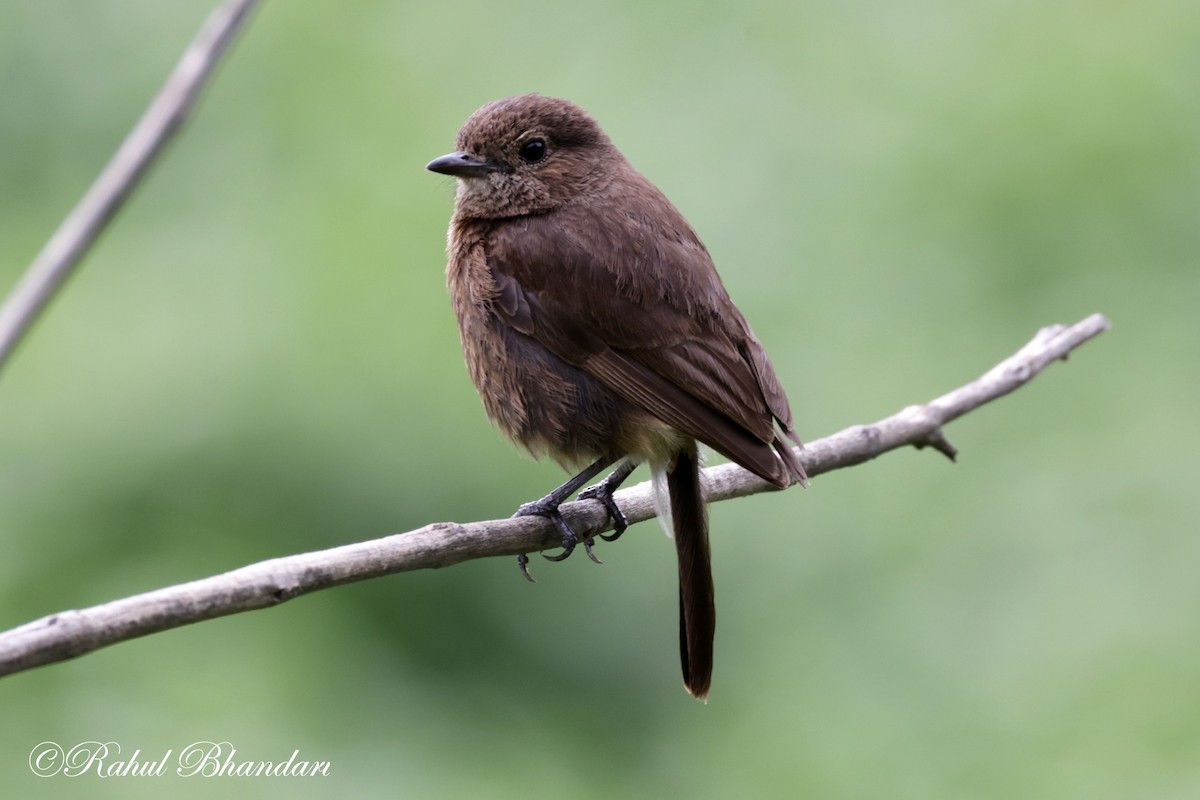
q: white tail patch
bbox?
[649,460,673,539]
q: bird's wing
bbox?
[484,201,803,486]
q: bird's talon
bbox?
[517,553,536,583]
[542,518,578,562]
[599,526,626,543]
[583,538,603,564]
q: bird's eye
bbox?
[518,139,547,164]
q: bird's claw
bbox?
[517,553,536,583]
[513,499,587,578]
[583,537,603,564]
[579,481,629,542]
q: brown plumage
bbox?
[427,94,805,700]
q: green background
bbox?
[2,1,1197,797]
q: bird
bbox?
[426,94,805,700]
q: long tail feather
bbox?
[668,442,715,700]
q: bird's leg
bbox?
[579,459,638,543]
[513,456,615,581]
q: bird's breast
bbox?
[445,232,611,466]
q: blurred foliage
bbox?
[1,0,1198,797]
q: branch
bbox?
[0,0,259,376]
[0,313,1111,678]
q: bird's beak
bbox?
[425,151,504,177]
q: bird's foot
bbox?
[579,479,630,542]
[513,494,601,581]
[510,458,633,581]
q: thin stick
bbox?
[0,313,1111,678]
[0,0,259,374]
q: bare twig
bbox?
[0,0,258,375]
[0,313,1111,678]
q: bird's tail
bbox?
[667,441,715,701]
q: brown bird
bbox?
[426,94,805,700]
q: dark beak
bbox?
[425,151,504,177]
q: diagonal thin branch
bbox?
[0,313,1111,679]
[0,0,259,376]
